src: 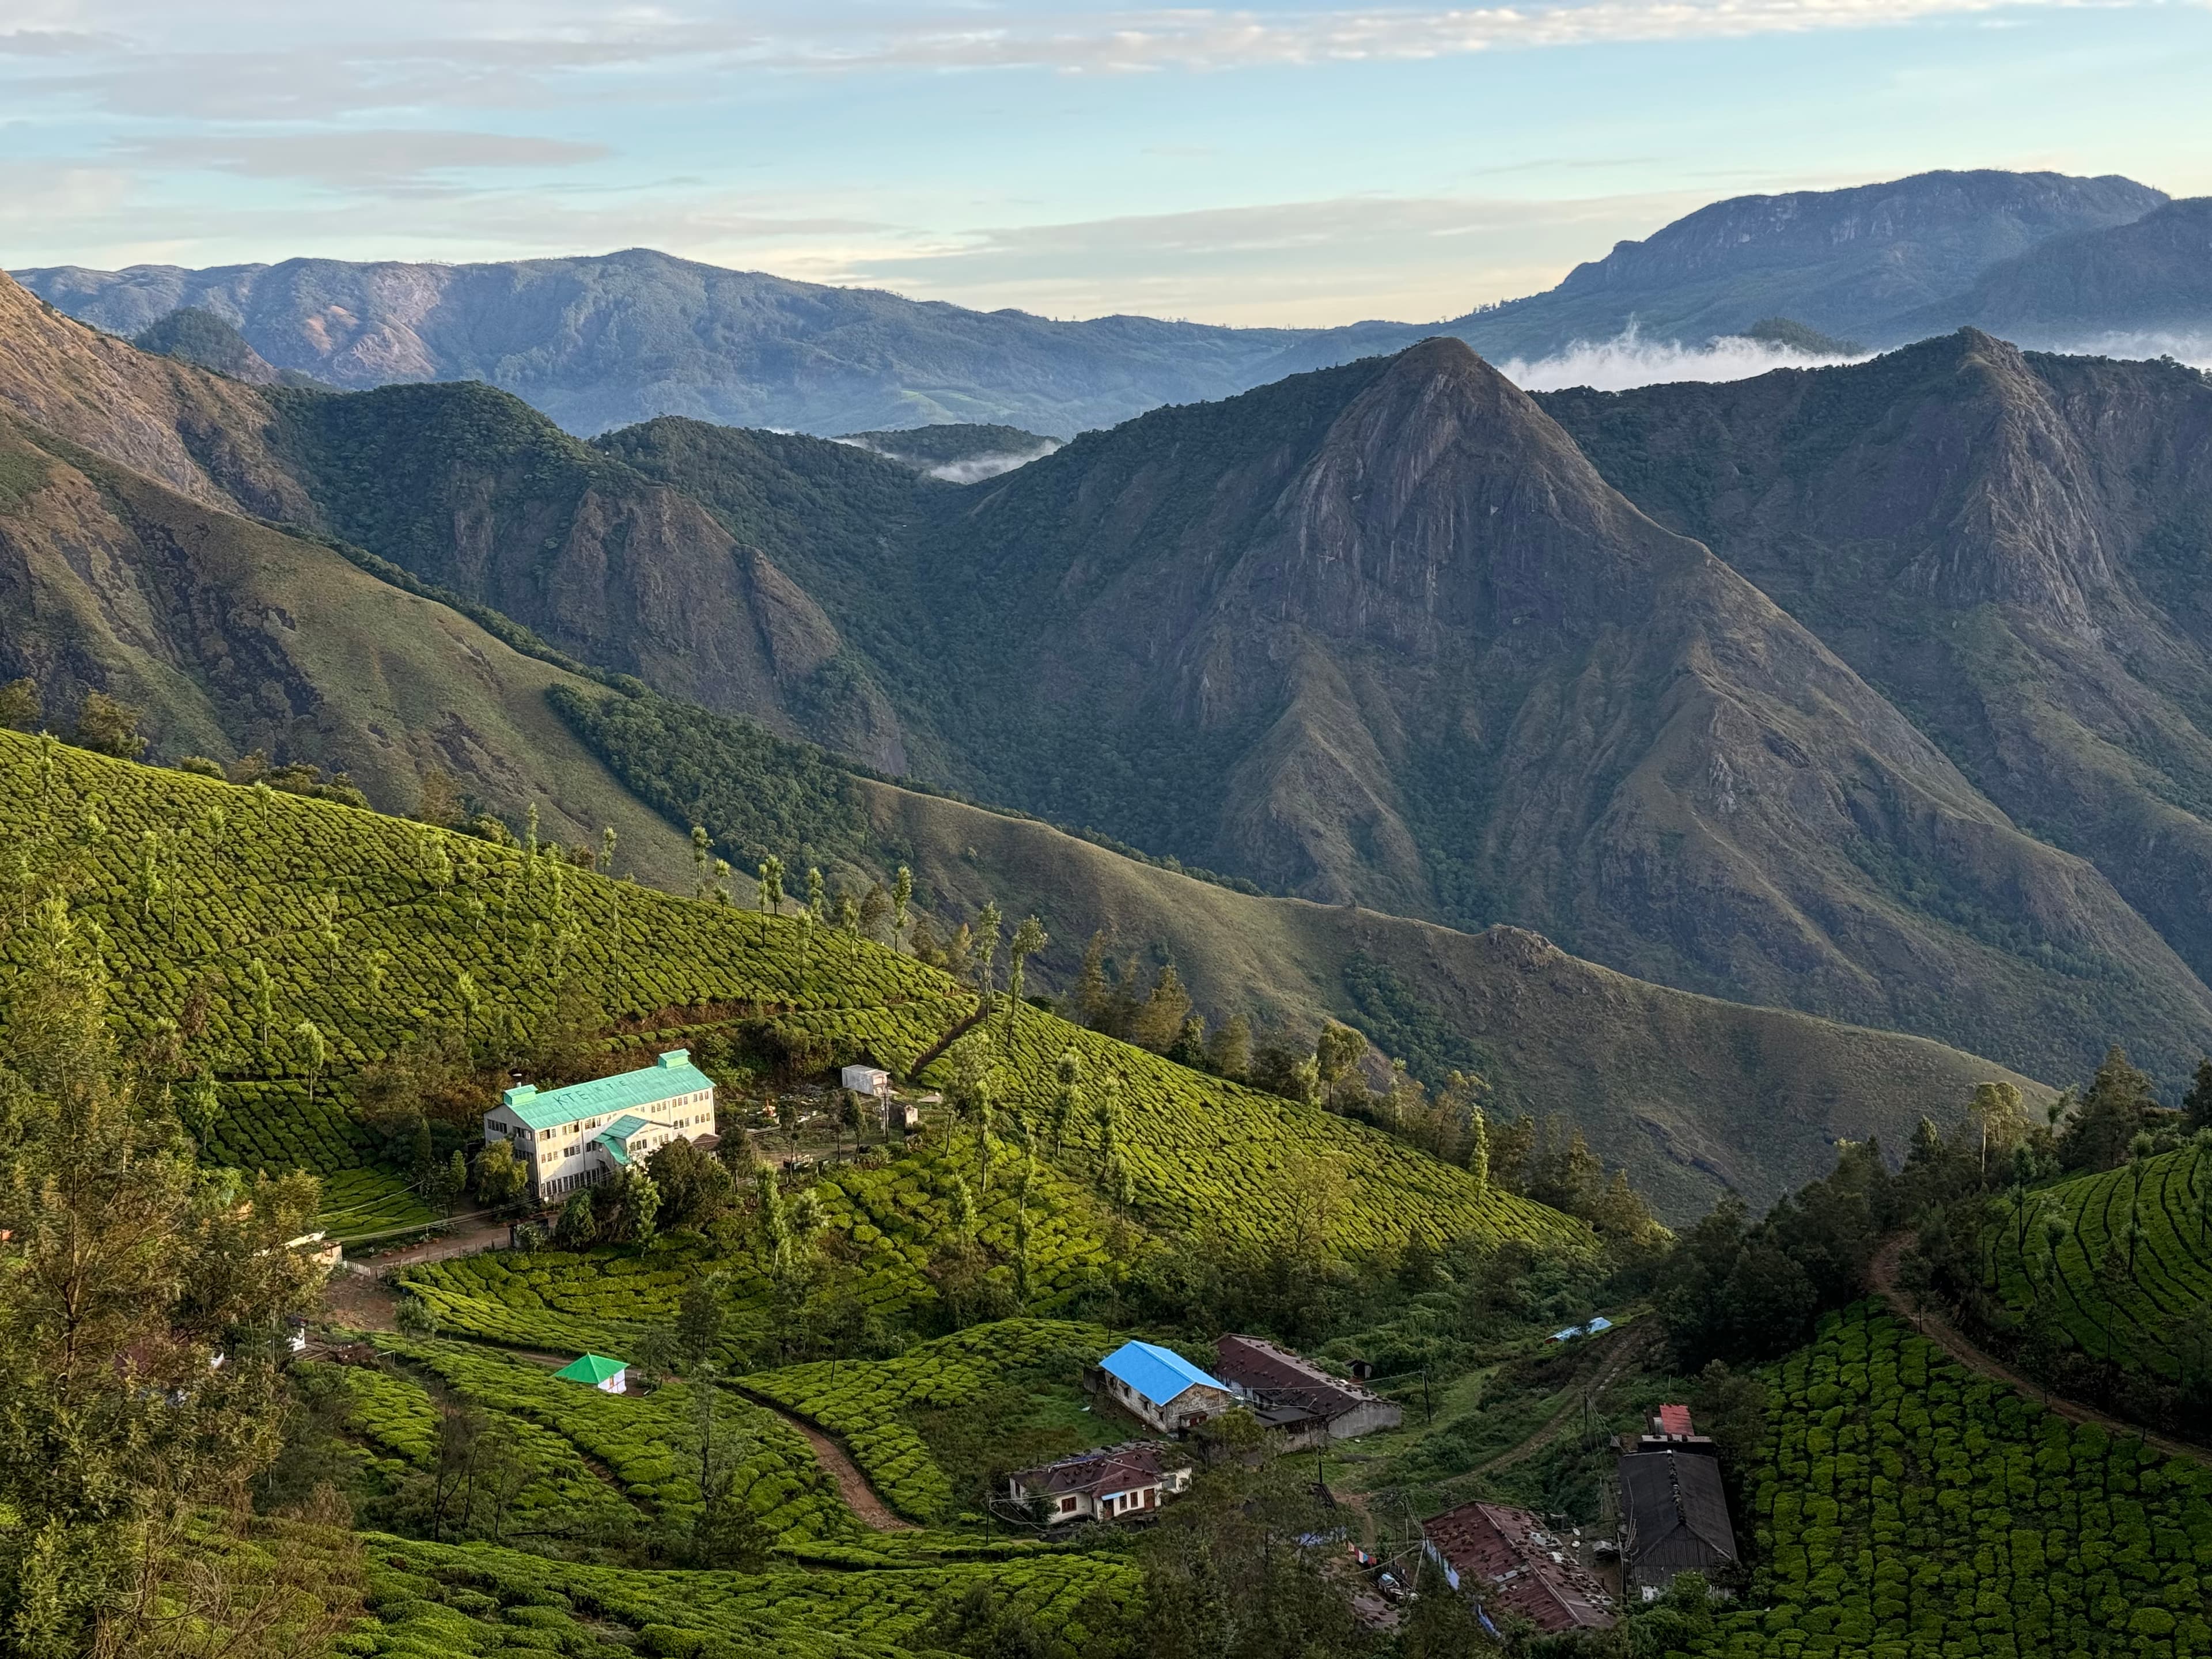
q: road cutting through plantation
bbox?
[736,1388,915,1530]
[1869,1231,2212,1470]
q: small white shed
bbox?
[841,1065,892,1098]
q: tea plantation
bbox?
[340,1532,1140,1658]
[0,730,1586,1268]
[1685,1302,2212,1659]
[303,1359,643,1540]
[1985,1145,2212,1377]
[741,1319,1118,1522]
[380,1338,856,1540]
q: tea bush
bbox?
[338,1532,1139,1658]
[305,1359,641,1539]
[1985,1144,2212,1377]
[741,1319,1117,1522]
[0,728,968,1086]
[1685,1301,2212,1658]
[382,1338,855,1543]
[317,1166,438,1240]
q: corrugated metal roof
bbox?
[603,1114,650,1141]
[1101,1339,1227,1406]
[500,1052,710,1130]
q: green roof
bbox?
[596,1134,633,1168]
[500,1051,710,1131]
[603,1113,650,1141]
[554,1353,627,1385]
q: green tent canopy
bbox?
[553,1353,628,1386]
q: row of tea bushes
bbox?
[381,1338,855,1543]
[339,1531,1140,1658]
[1985,1144,2212,1377]
[741,1319,1117,1524]
[1690,1302,2212,1658]
[0,728,969,1080]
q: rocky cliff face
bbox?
[874,338,2212,1082]
[1543,331,2212,1059]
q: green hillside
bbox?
[1683,1302,2212,1658]
[1985,1142,2212,1377]
[0,726,1574,1264]
[555,683,2053,1217]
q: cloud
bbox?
[834,190,1707,325]
[112,129,611,192]
[714,0,2126,73]
[1498,324,1872,391]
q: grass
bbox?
[316,1167,440,1241]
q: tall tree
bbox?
[892,866,913,954]
[0,897,328,1654]
[1006,914,1048,1037]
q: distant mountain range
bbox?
[0,267,2058,1216]
[10,253,2211,1104]
[14,170,2195,437]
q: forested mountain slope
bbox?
[1542,334,2212,1048]
[555,688,2050,1216]
[641,336,2204,1086]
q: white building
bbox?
[1010,1442,1193,1524]
[841,1064,892,1099]
[482,1050,717,1205]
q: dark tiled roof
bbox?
[1422,1501,1614,1633]
[1012,1441,1182,1499]
[1214,1334,1380,1420]
[1619,1449,1738,1579]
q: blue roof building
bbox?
[483,1051,719,1205]
[1098,1340,1237,1432]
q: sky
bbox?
[3,1,2209,328]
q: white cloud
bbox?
[113,129,611,192]
[1499,324,1872,390]
[836,190,1707,324]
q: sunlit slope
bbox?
[0,411,692,882]
[0,732,1586,1260]
[1986,1143,2212,1377]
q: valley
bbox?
[10,154,2212,1659]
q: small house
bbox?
[1213,1334,1403,1443]
[841,1065,892,1099]
[483,1050,718,1205]
[1009,1441,1193,1524]
[1422,1501,1615,1634]
[1096,1340,1237,1432]
[1618,1446,1738,1598]
[554,1353,628,1394]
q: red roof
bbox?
[1656,1404,1695,1436]
[1422,1502,1614,1633]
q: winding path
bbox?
[1869,1232,2211,1470]
[1467,1321,1661,1480]
[738,1392,916,1531]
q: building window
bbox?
[1060,1497,1076,1512]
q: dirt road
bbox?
[740,1393,915,1531]
[1869,1232,2209,1469]
[1471,1320,1661,1480]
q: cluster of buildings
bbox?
[1008,1335,1404,1525]
[1417,1404,1740,1636]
